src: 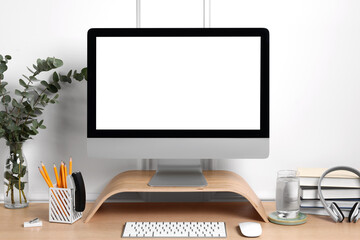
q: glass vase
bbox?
[3,141,29,208]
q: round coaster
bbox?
[268,212,307,225]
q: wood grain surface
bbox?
[1,202,359,240]
[84,170,268,223]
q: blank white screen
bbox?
[96,37,261,130]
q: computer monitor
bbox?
[87,28,269,186]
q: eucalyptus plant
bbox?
[0,54,87,205]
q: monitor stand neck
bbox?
[148,160,208,187]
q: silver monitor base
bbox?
[148,161,208,187]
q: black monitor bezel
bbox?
[88,28,269,138]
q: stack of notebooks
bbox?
[298,168,360,216]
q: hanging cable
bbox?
[203,0,211,28]
[136,0,141,28]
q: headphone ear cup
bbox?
[349,202,359,223]
[331,202,345,222]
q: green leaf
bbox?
[12,99,24,109]
[43,59,51,70]
[32,120,38,129]
[15,89,22,96]
[32,119,39,128]
[4,171,12,181]
[30,126,39,134]
[23,101,33,112]
[37,58,50,72]
[67,70,72,78]
[39,125,46,129]
[22,92,32,98]
[29,76,39,82]
[28,129,37,135]
[20,166,27,177]
[0,73,3,80]
[39,94,47,106]
[40,80,49,88]
[33,108,43,115]
[29,91,39,107]
[0,55,3,61]
[0,128,5,136]
[0,63,8,74]
[2,95,11,104]
[26,67,34,74]
[53,81,61,90]
[14,181,26,190]
[32,120,38,128]
[1,81,8,86]
[11,176,19,183]
[81,68,87,80]
[19,79,27,87]
[36,59,43,71]
[60,75,71,83]
[52,58,63,68]
[22,74,31,81]
[47,84,58,93]
[53,72,59,82]
[0,87,7,95]
[7,120,20,131]
[12,163,20,174]
[46,57,56,68]
[73,70,84,81]
[5,55,11,60]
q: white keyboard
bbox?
[122,222,227,238]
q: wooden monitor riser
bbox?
[83,170,268,223]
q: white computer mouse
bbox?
[239,222,262,238]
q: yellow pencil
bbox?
[69,157,72,175]
[39,167,52,188]
[64,164,68,188]
[41,162,53,186]
[53,164,61,188]
[61,162,66,188]
[58,163,62,188]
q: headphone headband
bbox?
[318,166,360,222]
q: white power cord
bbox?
[136,0,141,28]
[136,0,214,171]
[203,0,211,28]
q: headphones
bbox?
[318,166,360,223]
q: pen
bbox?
[53,164,61,188]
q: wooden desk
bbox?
[0,202,359,240]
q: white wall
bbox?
[1,0,360,201]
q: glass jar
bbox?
[3,141,29,208]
